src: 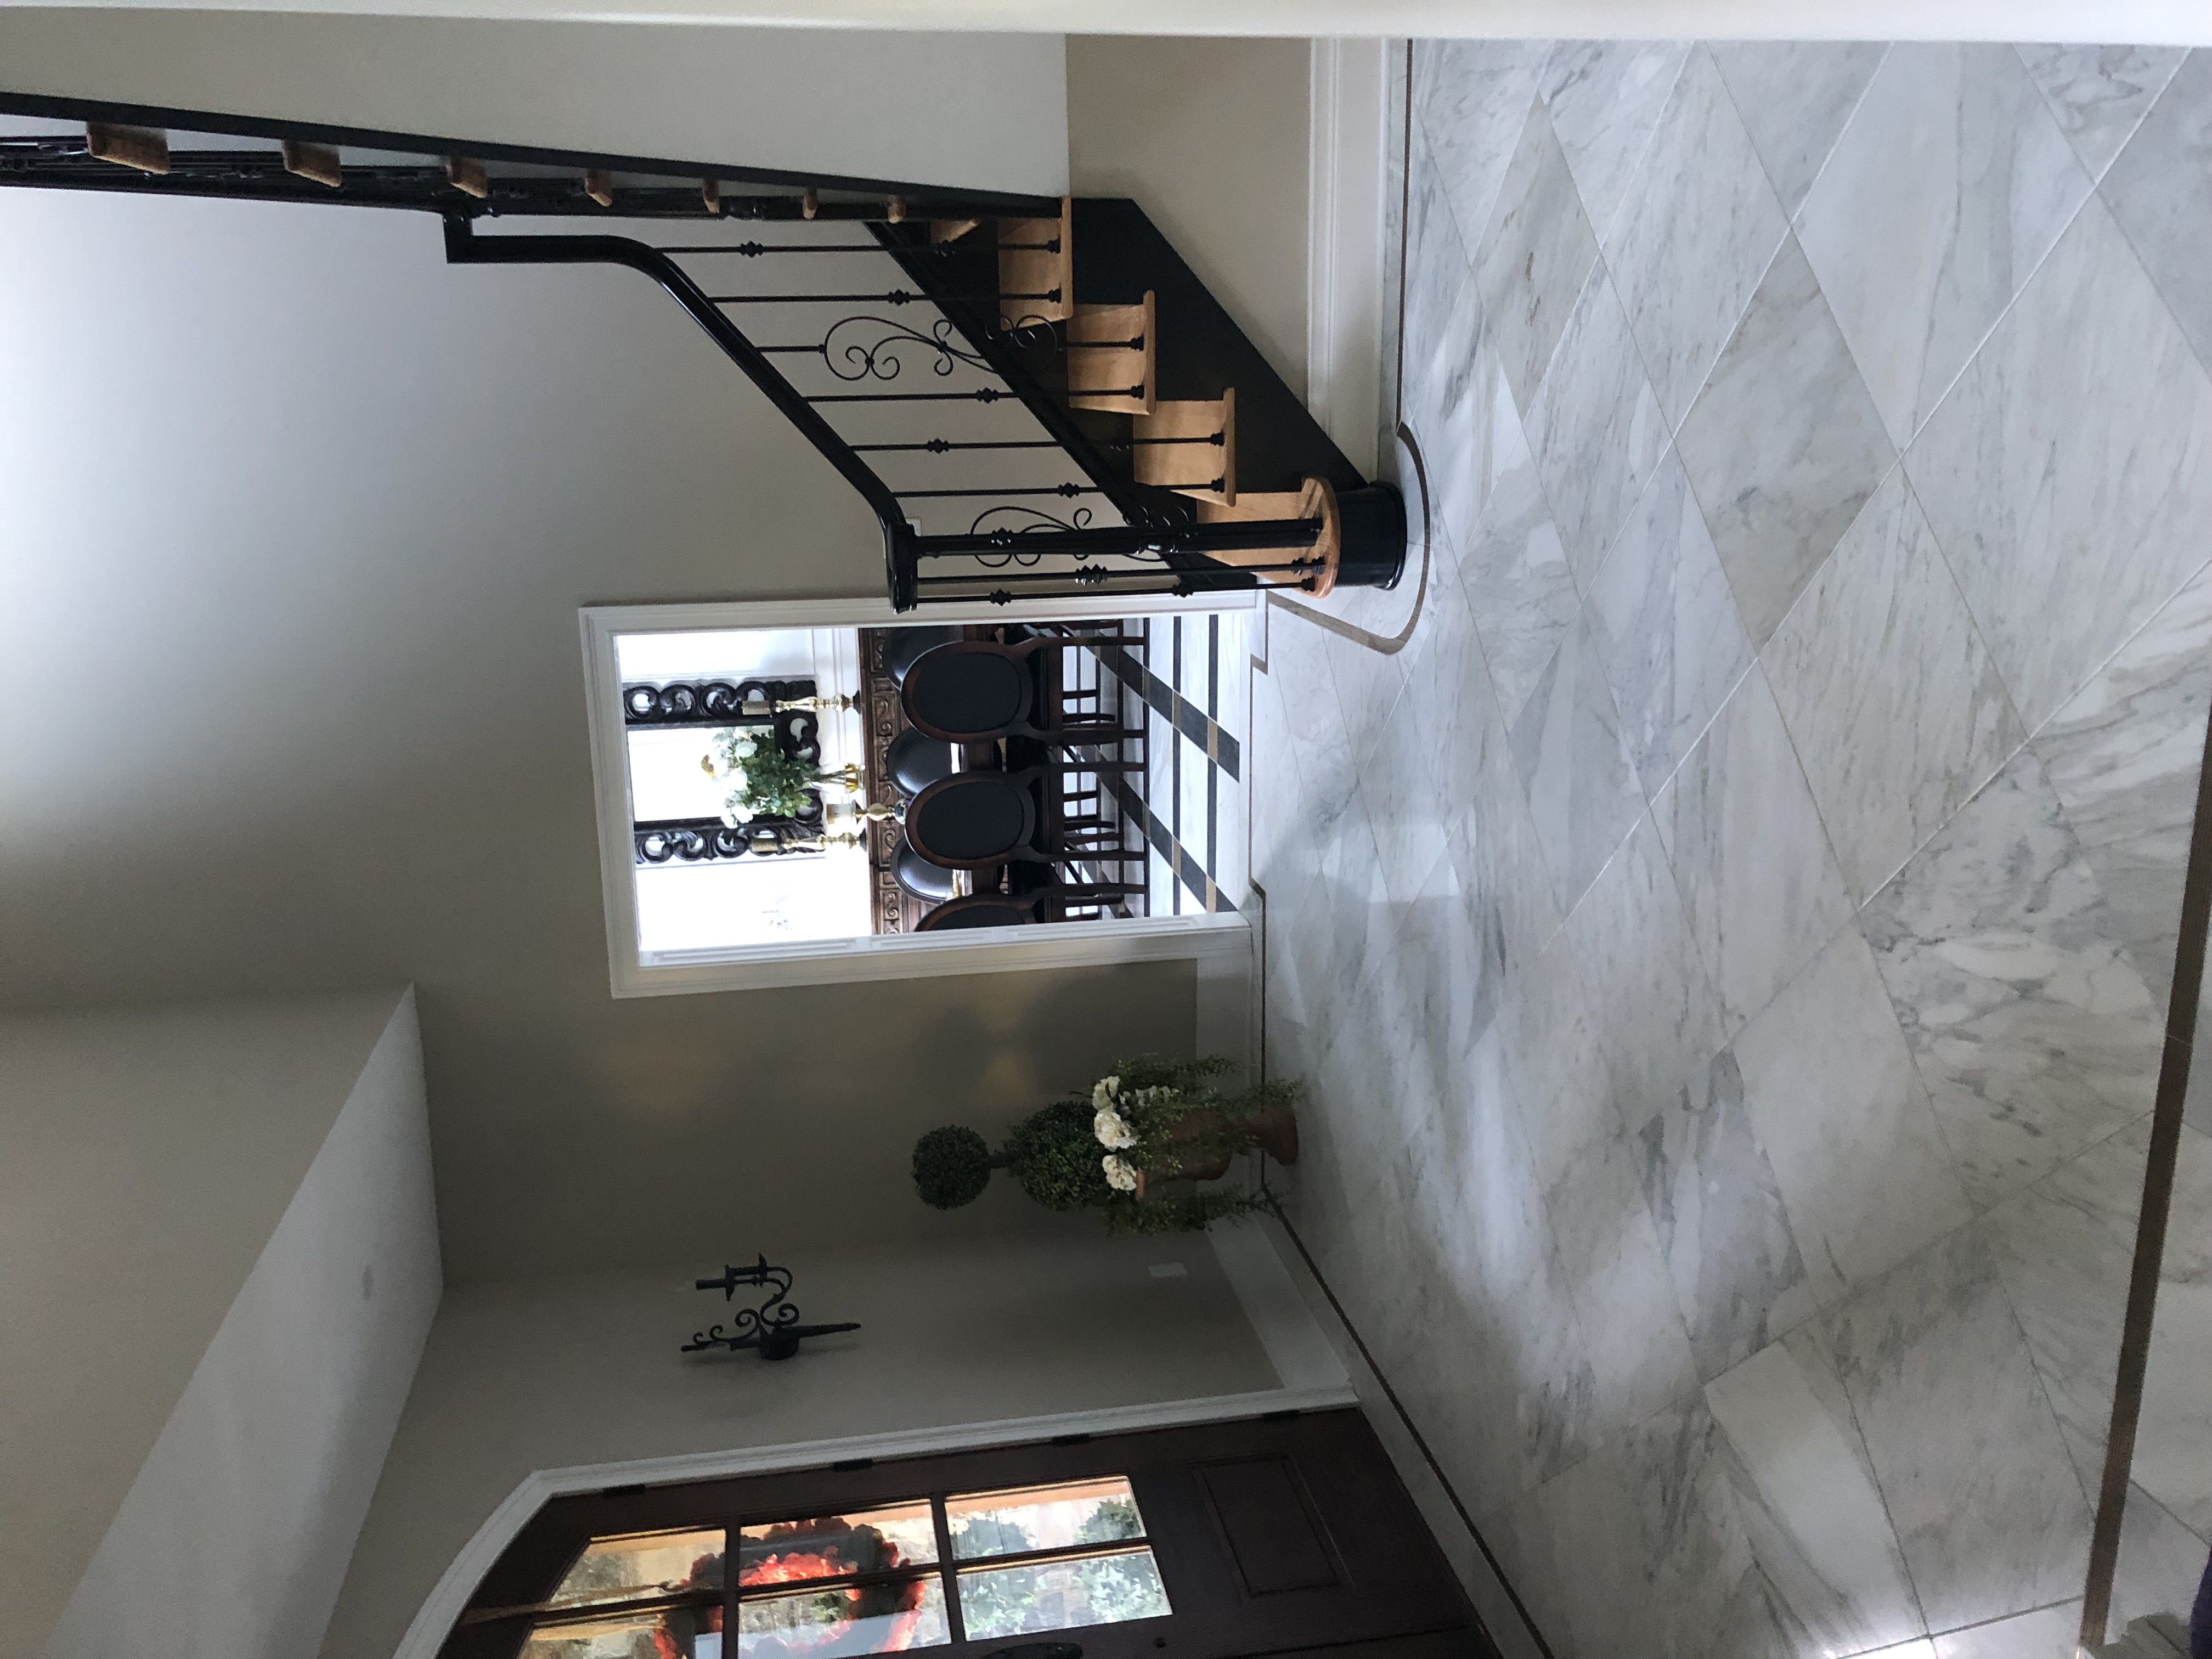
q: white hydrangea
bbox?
[1101,1155,1138,1192]
[1094,1110,1137,1149]
[705,730,764,779]
[1091,1076,1121,1113]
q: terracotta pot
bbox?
[1246,1103,1300,1166]
[1129,1105,1300,1199]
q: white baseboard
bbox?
[1209,1218,1351,1393]
[1306,37,1392,476]
[1193,911,1255,1075]
[1254,1211,1553,1659]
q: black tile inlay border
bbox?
[1086,640,1243,781]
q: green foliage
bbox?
[1074,1497,1142,1545]
[950,1515,1033,1558]
[1008,1099,1113,1211]
[1101,1188,1272,1234]
[727,745,820,821]
[955,1551,1171,1639]
[1107,1054,1235,1093]
[912,1125,995,1210]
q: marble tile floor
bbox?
[1254,38,2212,1659]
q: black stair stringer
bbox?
[1071,197,1368,501]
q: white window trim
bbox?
[582,592,1255,996]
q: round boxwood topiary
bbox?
[912,1125,995,1210]
[1007,1099,1113,1211]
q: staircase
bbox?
[0,101,1407,613]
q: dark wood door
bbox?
[444,1407,1494,1659]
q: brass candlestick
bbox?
[741,692,855,719]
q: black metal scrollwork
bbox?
[633,807,825,865]
[819,314,989,382]
[623,676,814,726]
[626,676,831,864]
[681,1256,859,1362]
[964,503,1097,568]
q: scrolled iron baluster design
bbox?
[964,503,1096,567]
[994,309,1066,354]
[818,314,988,382]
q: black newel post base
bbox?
[1331,481,1408,592]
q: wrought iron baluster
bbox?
[708,288,1056,306]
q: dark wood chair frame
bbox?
[915,884,1143,929]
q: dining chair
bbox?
[885,725,957,798]
[900,639,1143,752]
[881,625,962,688]
[902,767,1144,877]
[891,844,958,901]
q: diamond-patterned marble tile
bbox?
[1797,42,2092,450]
[1675,235,1895,646]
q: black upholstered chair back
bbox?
[901,644,1034,742]
[882,625,962,687]
[892,844,959,900]
[886,725,956,798]
[904,772,1039,868]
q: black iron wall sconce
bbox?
[680,1255,859,1362]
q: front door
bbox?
[443,1407,1493,1659]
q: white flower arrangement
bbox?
[1094,1109,1137,1149]
[1101,1155,1139,1192]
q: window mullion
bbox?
[930,1495,967,1646]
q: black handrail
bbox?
[0,87,1059,211]
[440,217,919,605]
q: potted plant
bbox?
[702,727,859,825]
[910,1056,1297,1234]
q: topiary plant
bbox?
[1007,1100,1114,1211]
[912,1125,1000,1210]
[907,1057,1298,1234]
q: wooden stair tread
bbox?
[998,195,1073,325]
[1133,391,1235,504]
[1067,290,1155,416]
[1195,477,1341,596]
[86,122,169,175]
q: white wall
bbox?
[320,1229,1280,1659]
[1066,35,1311,398]
[0,989,416,1659]
[42,991,442,1659]
[0,9,1068,195]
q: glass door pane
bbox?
[735,1502,939,1585]
[957,1550,1171,1640]
[733,1579,950,1656]
[944,1478,1146,1559]
[552,1529,726,1601]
